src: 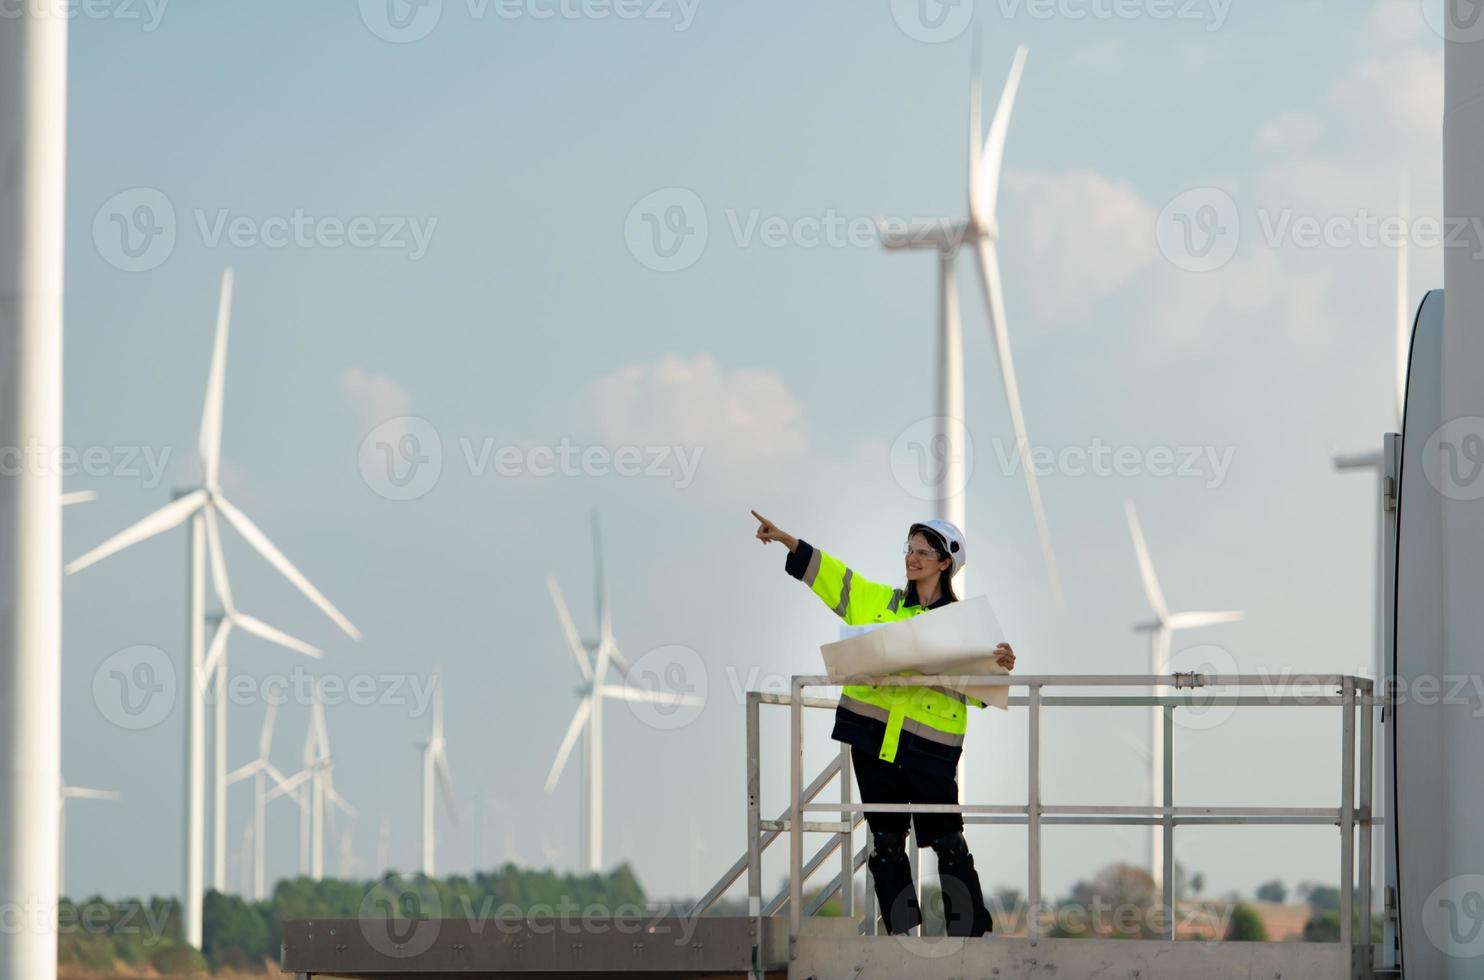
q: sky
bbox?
[55,0,1443,909]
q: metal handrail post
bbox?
[1028,685,1042,940]
[1359,676,1373,950]
[1162,704,1175,941]
[838,743,853,920]
[1340,677,1355,947]
[746,692,762,918]
[789,678,804,935]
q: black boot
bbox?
[932,832,992,937]
[868,831,921,934]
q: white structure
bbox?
[878,42,1061,601]
[60,491,96,506]
[204,509,322,892]
[58,785,121,896]
[226,704,302,899]
[66,270,360,945]
[1123,500,1242,877]
[544,513,701,873]
[417,679,456,876]
[0,7,67,980]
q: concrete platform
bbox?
[280,917,1371,979]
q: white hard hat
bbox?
[909,519,967,577]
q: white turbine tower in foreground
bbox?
[227,704,302,899]
[418,679,457,876]
[58,785,121,896]
[65,269,360,945]
[1124,500,1242,878]
[544,513,702,873]
[878,41,1061,602]
[0,7,67,980]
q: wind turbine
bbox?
[417,678,457,876]
[58,784,121,896]
[64,269,360,945]
[1124,499,1242,879]
[543,512,701,873]
[302,688,356,880]
[226,703,303,899]
[878,39,1061,602]
[204,510,321,892]
[61,491,96,506]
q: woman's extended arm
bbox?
[751,510,896,625]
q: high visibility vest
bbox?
[786,540,984,764]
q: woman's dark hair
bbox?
[904,526,957,607]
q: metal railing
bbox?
[694,673,1376,951]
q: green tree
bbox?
[1255,880,1287,903]
[1226,902,1268,941]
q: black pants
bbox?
[851,747,991,936]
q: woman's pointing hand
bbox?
[751,510,798,552]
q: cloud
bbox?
[1003,169,1158,323]
[340,366,412,430]
[1257,113,1320,152]
[1149,247,1339,354]
[587,354,813,488]
[1332,47,1442,153]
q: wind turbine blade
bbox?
[202,618,233,680]
[597,684,702,707]
[1123,500,1169,621]
[328,786,359,819]
[233,612,323,659]
[1396,173,1410,427]
[204,506,234,614]
[543,698,592,793]
[65,489,208,574]
[60,490,96,506]
[966,32,983,227]
[605,641,632,677]
[1154,628,1173,674]
[59,787,121,801]
[258,703,278,759]
[547,575,592,680]
[592,510,611,648]
[200,268,234,489]
[970,240,1063,602]
[432,680,445,741]
[215,495,361,640]
[266,768,312,805]
[227,759,266,784]
[978,45,1027,221]
[1165,610,1244,631]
